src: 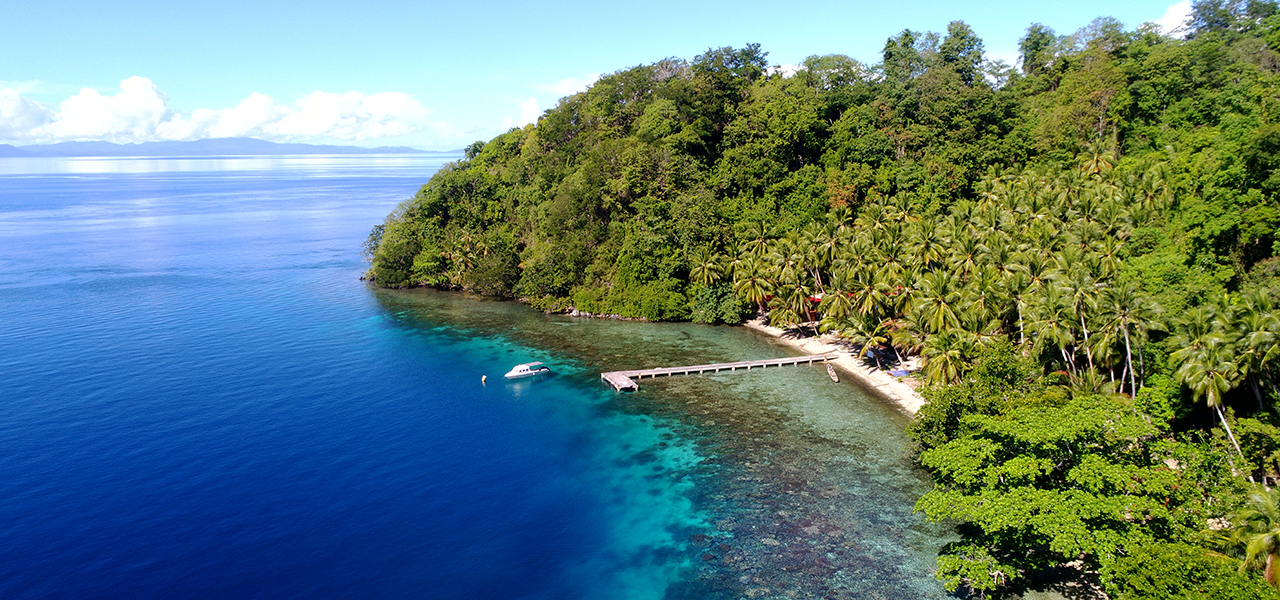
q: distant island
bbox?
[0,137,456,158]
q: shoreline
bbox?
[742,318,927,415]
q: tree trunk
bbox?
[1254,378,1266,412]
[1216,405,1246,458]
[1080,314,1095,370]
[1266,552,1278,589]
[1017,303,1025,346]
[1123,325,1136,397]
[1214,405,1252,481]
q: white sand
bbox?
[743,318,927,415]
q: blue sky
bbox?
[0,0,1192,149]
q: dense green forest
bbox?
[368,1,1280,596]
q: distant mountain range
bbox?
[0,138,457,157]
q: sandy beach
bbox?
[743,318,927,415]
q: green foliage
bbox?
[910,342,1048,452]
[916,396,1221,593]
[1237,418,1280,482]
[688,283,750,324]
[367,212,421,287]
[368,16,1280,330]
[1101,542,1280,599]
[358,12,1280,593]
[571,279,689,322]
[1134,373,1183,429]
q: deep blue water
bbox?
[0,156,951,599]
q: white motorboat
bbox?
[504,361,551,379]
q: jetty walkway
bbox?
[600,353,840,391]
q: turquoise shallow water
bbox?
[0,155,951,599]
[376,289,954,599]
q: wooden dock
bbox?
[600,353,840,391]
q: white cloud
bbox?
[267,90,431,141]
[519,97,541,125]
[531,74,599,97]
[32,76,169,143]
[1153,0,1193,38]
[0,77,443,146]
[0,87,55,142]
[503,97,542,129]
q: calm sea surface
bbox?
[0,155,950,599]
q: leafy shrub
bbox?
[1101,543,1280,599]
[688,283,750,324]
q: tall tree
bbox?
[939,20,985,86]
[1019,23,1057,76]
[689,246,724,286]
[1175,334,1247,457]
[1096,281,1160,396]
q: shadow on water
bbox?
[372,287,959,600]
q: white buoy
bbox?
[481,375,487,385]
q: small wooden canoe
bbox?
[827,363,839,382]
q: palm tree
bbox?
[959,266,1007,341]
[732,256,773,314]
[1027,282,1079,373]
[978,235,1016,276]
[1174,334,1246,457]
[841,317,891,369]
[1093,237,1124,279]
[1010,251,1058,293]
[1234,291,1280,410]
[922,329,968,385]
[907,219,945,269]
[1168,306,1220,353]
[772,281,815,325]
[1065,368,1120,398]
[948,234,982,278]
[1060,267,1100,369]
[1230,485,1280,589]
[725,249,748,281]
[846,267,888,321]
[767,231,807,286]
[742,221,773,258]
[855,204,891,233]
[1094,200,1132,238]
[1079,138,1116,176]
[818,289,854,328]
[1136,166,1172,213]
[1096,281,1160,396]
[806,222,839,292]
[689,246,724,286]
[830,205,854,231]
[912,270,963,334]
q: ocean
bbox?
[0,155,950,599]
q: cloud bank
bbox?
[0,77,450,146]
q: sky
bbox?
[0,0,1193,149]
